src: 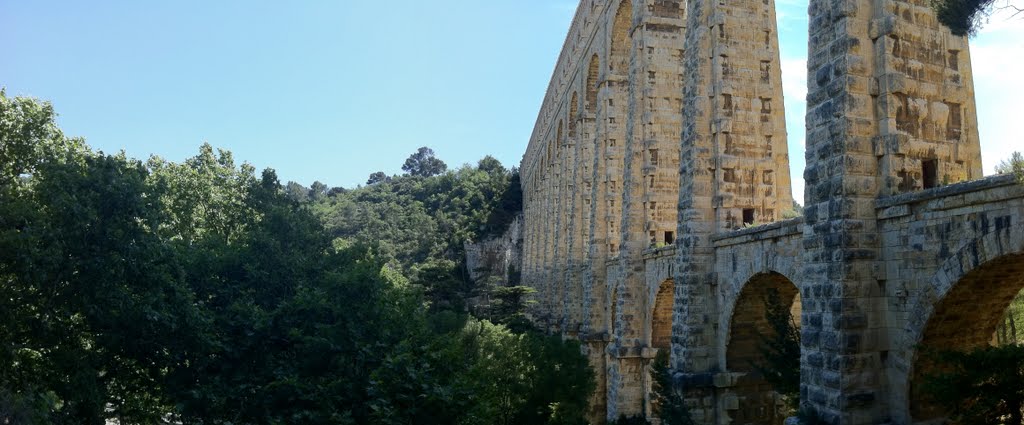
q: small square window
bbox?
[742,208,755,225]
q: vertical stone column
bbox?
[552,128,566,331]
[675,0,728,420]
[675,0,792,420]
[564,111,583,335]
[565,93,588,335]
[579,57,610,423]
[543,152,557,326]
[601,1,635,419]
[605,0,689,419]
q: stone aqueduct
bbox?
[517,0,1024,423]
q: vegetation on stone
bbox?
[0,92,590,424]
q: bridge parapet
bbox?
[711,216,804,248]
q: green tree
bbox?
[651,351,694,425]
[930,0,1022,36]
[1,92,203,424]
[754,288,801,412]
[0,92,575,425]
[490,285,537,332]
[478,155,507,175]
[309,180,328,201]
[402,146,448,177]
[996,151,1024,184]
[367,171,389,185]
[285,180,311,202]
[921,345,1024,424]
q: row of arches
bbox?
[522,0,643,334]
[653,225,1024,424]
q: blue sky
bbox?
[2,1,1021,196]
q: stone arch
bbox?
[723,271,801,425]
[609,0,632,75]
[651,279,674,351]
[895,222,1024,422]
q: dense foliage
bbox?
[921,344,1024,424]
[305,149,522,311]
[0,91,588,424]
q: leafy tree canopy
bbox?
[402,146,448,177]
[930,0,1022,36]
[0,92,581,425]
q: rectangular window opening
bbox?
[742,208,756,225]
[923,159,938,189]
[665,231,675,245]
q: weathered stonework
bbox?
[519,0,1023,424]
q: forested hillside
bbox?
[0,92,591,425]
[298,149,524,313]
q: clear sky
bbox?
[2,0,1022,197]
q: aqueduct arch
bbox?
[723,272,801,425]
[888,222,1024,423]
[651,279,674,351]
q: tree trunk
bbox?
[1008,398,1022,425]
[998,320,1008,345]
[1010,313,1018,345]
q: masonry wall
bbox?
[875,175,1024,424]
[519,1,689,421]
[518,0,1020,423]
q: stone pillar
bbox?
[602,1,636,420]
[675,0,792,420]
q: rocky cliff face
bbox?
[465,214,522,286]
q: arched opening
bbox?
[725,272,801,425]
[585,55,599,114]
[609,0,632,76]
[557,121,564,148]
[652,279,674,351]
[569,92,579,139]
[910,253,1024,421]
